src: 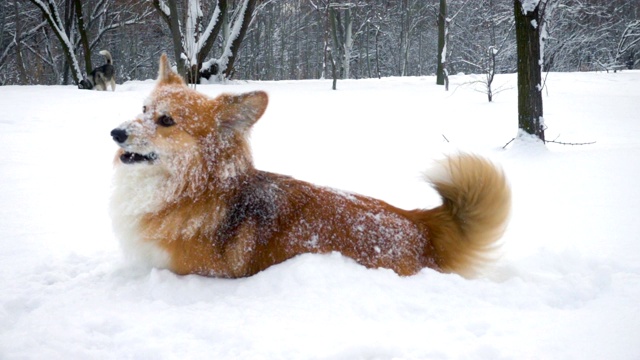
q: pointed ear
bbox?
[157,54,185,86]
[217,91,269,132]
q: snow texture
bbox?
[1,71,640,359]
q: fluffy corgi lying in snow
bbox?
[110,54,511,278]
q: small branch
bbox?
[545,139,596,146]
[442,134,449,143]
[502,138,515,149]
[545,134,596,145]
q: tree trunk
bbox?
[28,0,82,84]
[342,6,352,79]
[14,0,28,84]
[399,0,410,76]
[365,22,371,78]
[375,25,381,79]
[166,0,185,79]
[197,0,227,74]
[514,0,545,141]
[486,0,496,102]
[222,0,258,79]
[328,47,337,90]
[329,6,342,79]
[436,0,447,85]
[73,0,91,75]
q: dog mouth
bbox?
[120,151,157,164]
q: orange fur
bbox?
[109,54,511,278]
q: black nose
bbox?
[111,128,128,143]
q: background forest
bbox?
[1,0,639,86]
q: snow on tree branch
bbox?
[154,0,171,17]
[28,0,83,83]
[519,0,540,15]
[198,5,221,52]
[204,0,251,81]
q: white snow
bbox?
[1,71,640,359]
[520,0,540,15]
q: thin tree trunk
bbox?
[436,0,447,85]
[62,0,73,85]
[328,9,339,88]
[328,47,337,90]
[342,6,352,79]
[14,0,28,84]
[166,0,185,79]
[223,0,258,79]
[73,0,91,75]
[329,6,341,79]
[197,0,226,69]
[365,22,371,78]
[375,26,380,79]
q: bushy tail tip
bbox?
[423,153,511,277]
[99,50,112,64]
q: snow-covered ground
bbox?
[1,71,639,359]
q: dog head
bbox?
[78,78,94,90]
[110,54,268,196]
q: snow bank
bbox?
[1,71,639,359]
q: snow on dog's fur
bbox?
[109,54,511,278]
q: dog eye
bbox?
[142,106,147,113]
[157,115,175,127]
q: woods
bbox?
[1,0,638,86]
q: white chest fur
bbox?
[110,164,172,269]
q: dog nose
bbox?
[111,128,128,143]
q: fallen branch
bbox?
[502,135,596,149]
[545,134,596,145]
[502,138,515,149]
[545,139,596,146]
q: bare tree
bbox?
[28,0,83,84]
[309,0,357,88]
[436,0,473,90]
[152,0,259,83]
[218,0,260,80]
[152,0,224,81]
[23,0,154,85]
[542,0,639,72]
[73,0,91,75]
[436,0,447,86]
[454,0,514,101]
[13,0,29,83]
[514,0,545,141]
[613,20,640,69]
[329,2,354,79]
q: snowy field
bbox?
[1,70,639,359]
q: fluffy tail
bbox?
[422,154,511,277]
[99,50,113,65]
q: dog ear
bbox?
[217,91,269,132]
[157,53,186,86]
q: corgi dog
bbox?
[109,54,511,278]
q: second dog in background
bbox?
[78,50,116,91]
